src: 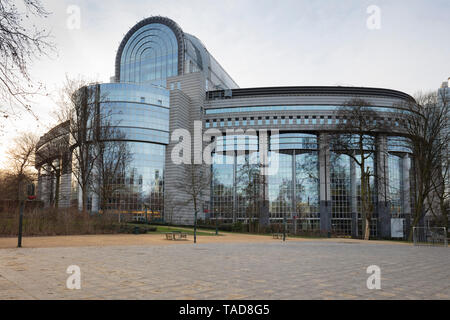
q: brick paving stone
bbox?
[0,241,448,300]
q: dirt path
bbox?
[0,232,410,249]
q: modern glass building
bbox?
[36,16,418,238]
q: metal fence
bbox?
[413,227,448,247]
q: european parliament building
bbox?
[36,17,417,239]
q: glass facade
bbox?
[101,142,165,216]
[100,83,170,145]
[211,154,235,222]
[268,151,293,220]
[388,154,403,216]
[330,153,352,235]
[211,134,319,230]
[236,152,261,222]
[295,152,320,230]
[92,83,169,216]
[120,23,178,86]
[386,136,411,218]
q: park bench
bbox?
[165,232,174,240]
[165,231,187,240]
[272,233,284,239]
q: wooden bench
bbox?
[165,232,174,240]
[165,231,188,240]
[272,233,284,239]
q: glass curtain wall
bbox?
[211,134,319,231]
[295,152,320,230]
[120,23,178,86]
[89,83,169,219]
[268,151,293,220]
[211,154,234,222]
[388,154,403,216]
[330,153,352,235]
[236,152,261,222]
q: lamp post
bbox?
[17,200,24,248]
[18,183,36,248]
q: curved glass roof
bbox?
[119,23,178,86]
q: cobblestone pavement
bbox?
[0,241,448,300]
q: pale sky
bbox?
[1,0,449,168]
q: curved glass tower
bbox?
[90,16,238,215]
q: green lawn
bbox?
[126,224,220,236]
[154,226,220,236]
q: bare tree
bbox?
[55,76,107,212]
[163,192,181,224]
[236,154,262,232]
[175,164,212,243]
[6,132,39,200]
[330,98,384,240]
[400,90,449,234]
[93,127,132,213]
[0,0,53,123]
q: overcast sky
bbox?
[1,0,449,168]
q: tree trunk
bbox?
[364,217,370,240]
[193,197,197,244]
[194,210,198,244]
[54,170,60,209]
[82,186,88,213]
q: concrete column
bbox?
[165,72,206,225]
[232,151,237,223]
[292,150,297,233]
[319,133,331,234]
[402,154,412,234]
[402,154,411,215]
[259,130,270,227]
[77,182,83,211]
[376,135,391,239]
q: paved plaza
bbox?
[0,239,448,300]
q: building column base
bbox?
[320,201,332,236]
[377,202,391,239]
